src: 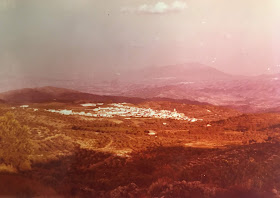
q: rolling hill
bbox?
[0,86,143,104]
[0,86,210,106]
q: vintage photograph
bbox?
[0,0,280,197]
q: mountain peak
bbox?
[122,62,233,84]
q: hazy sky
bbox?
[1,0,280,79]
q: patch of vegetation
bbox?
[0,112,33,171]
[24,143,280,197]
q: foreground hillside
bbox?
[0,100,280,197]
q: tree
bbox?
[0,112,33,171]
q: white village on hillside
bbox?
[16,103,202,122]
[44,103,202,122]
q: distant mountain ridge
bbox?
[85,63,280,113]
[120,63,237,85]
[117,70,280,113]
[1,62,280,113]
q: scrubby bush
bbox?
[0,112,33,171]
[110,183,141,198]
[148,179,219,198]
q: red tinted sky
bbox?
[0,0,280,78]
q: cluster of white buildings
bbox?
[46,103,202,122]
[14,105,38,111]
